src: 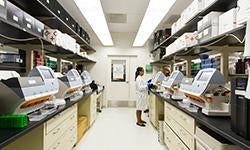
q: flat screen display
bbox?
[198,71,212,81]
[41,69,54,79]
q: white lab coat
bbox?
[135,75,148,110]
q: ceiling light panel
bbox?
[133,0,176,47]
[74,0,114,46]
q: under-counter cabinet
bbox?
[148,92,164,128]
[164,101,196,150]
[195,127,242,150]
[78,93,97,127]
[3,104,78,150]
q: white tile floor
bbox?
[76,108,166,150]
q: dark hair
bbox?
[135,67,144,80]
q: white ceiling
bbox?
[58,0,193,46]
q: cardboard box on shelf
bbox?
[219,8,237,35]
[237,0,250,25]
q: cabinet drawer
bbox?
[163,122,175,150]
[165,115,195,150]
[175,109,195,134]
[164,122,189,150]
[164,102,175,119]
[46,105,77,134]
[45,112,77,149]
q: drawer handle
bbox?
[53,128,60,135]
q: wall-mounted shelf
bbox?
[153,25,246,63]
[8,0,96,54]
[151,0,238,53]
[0,16,94,63]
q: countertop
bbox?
[0,90,103,149]
[150,90,250,150]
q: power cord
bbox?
[0,33,45,59]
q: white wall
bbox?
[87,32,153,105]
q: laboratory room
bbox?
[0,0,250,150]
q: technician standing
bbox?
[135,67,149,127]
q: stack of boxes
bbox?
[44,29,80,54]
[5,1,45,37]
[218,8,238,35]
[197,12,222,42]
[165,32,197,57]
[237,0,250,25]
[172,0,206,35]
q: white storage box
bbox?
[171,22,177,35]
[186,0,204,22]
[202,11,222,30]
[44,29,64,47]
[178,32,198,48]
[195,127,242,150]
[199,25,219,43]
[219,8,237,35]
[237,0,250,25]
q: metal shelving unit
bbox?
[8,0,96,54]
[151,0,238,53]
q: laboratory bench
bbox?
[149,90,250,150]
[0,89,104,150]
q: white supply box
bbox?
[44,29,63,46]
[178,32,198,48]
[185,0,204,22]
[237,0,250,25]
[200,11,223,31]
[165,32,198,57]
[199,25,219,43]
[219,8,237,35]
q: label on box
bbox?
[38,28,42,33]
[13,16,18,22]
[0,0,5,7]
[29,80,36,85]
[204,29,209,36]
[25,18,32,23]
[27,24,31,29]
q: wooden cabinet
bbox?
[78,93,97,127]
[148,92,164,128]
[3,104,78,150]
[164,101,196,150]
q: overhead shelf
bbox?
[152,25,246,64]
[0,18,93,63]
[8,0,96,53]
[151,0,238,53]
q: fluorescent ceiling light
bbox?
[133,0,176,47]
[74,0,114,46]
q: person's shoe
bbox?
[144,109,149,113]
[136,122,146,127]
[141,120,147,124]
